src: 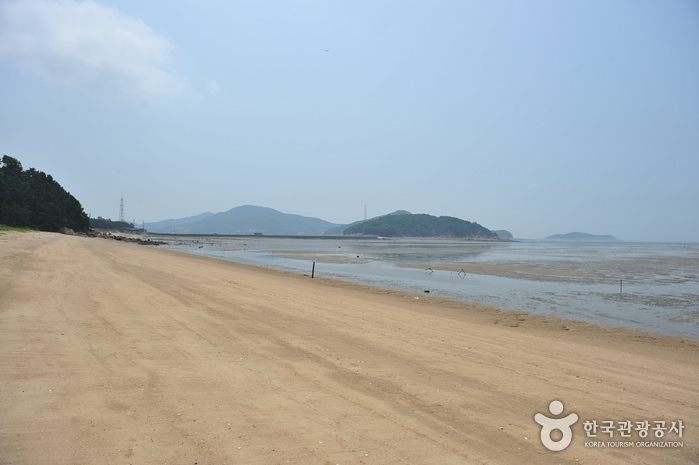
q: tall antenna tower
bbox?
[118,198,126,223]
[364,205,367,221]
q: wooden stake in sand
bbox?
[312,261,316,279]
[620,279,623,295]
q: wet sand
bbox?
[398,262,602,282]
[1,232,697,464]
[168,237,698,338]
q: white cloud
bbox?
[0,0,184,96]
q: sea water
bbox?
[160,237,699,340]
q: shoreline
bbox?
[91,231,699,349]
[1,232,697,464]
[155,234,699,343]
[166,243,698,350]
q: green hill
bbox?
[324,210,411,235]
[343,213,498,239]
[0,155,90,232]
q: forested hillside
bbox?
[343,213,498,239]
[0,155,90,232]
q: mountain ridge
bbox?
[147,205,338,235]
[144,205,503,239]
[145,212,215,233]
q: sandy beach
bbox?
[1,232,697,464]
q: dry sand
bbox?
[0,231,697,464]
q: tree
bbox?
[89,216,134,231]
[0,155,91,232]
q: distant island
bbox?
[546,232,618,242]
[343,213,499,239]
[493,230,513,239]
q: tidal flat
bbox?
[160,237,699,340]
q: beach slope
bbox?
[0,232,696,464]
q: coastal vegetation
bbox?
[89,217,135,231]
[343,213,498,239]
[0,155,90,232]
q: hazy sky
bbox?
[1,0,697,241]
